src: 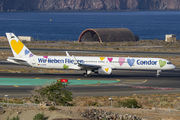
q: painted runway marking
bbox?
[125,80,145,82]
[0,78,119,86]
[116,79,120,81]
[143,79,148,83]
[74,91,131,94]
[131,86,174,90]
[13,85,19,87]
[84,84,99,86]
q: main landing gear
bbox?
[83,70,92,77]
[156,70,161,78]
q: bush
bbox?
[117,99,141,108]
[33,113,45,120]
[32,81,73,106]
[87,101,98,106]
[48,106,56,111]
[7,116,20,120]
[159,101,169,107]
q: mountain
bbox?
[0,0,180,11]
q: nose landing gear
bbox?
[156,70,161,77]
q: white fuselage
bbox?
[24,55,175,71]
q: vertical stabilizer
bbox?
[6,33,33,58]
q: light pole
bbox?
[5,95,9,106]
[109,98,113,108]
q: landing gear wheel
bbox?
[83,73,87,77]
[83,73,90,77]
[83,70,92,77]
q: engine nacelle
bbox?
[98,66,112,75]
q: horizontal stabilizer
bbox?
[7,57,30,66]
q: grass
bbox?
[1,93,180,110]
[1,40,180,52]
[0,67,75,74]
[71,93,180,109]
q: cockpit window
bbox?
[167,62,172,64]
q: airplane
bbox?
[6,33,176,77]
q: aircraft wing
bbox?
[72,55,101,70]
[77,63,101,69]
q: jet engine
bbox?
[98,66,112,75]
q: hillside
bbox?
[0,0,180,11]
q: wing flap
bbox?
[78,63,101,69]
[72,55,100,69]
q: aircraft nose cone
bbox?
[174,65,176,69]
[172,64,176,69]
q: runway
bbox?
[1,47,180,56]
[0,69,180,98]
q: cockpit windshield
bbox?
[167,62,172,64]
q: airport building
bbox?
[165,34,176,42]
[18,36,34,42]
[78,28,138,43]
[0,36,34,42]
